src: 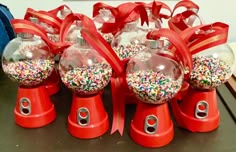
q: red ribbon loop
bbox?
[93,2,118,18]
[180,22,229,55]
[169,10,201,33]
[101,2,148,34]
[135,0,171,20]
[151,0,172,20]
[171,0,199,17]
[11,19,53,51]
[24,8,62,33]
[48,4,72,17]
[11,19,69,55]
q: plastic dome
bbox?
[93,8,115,44]
[126,40,184,104]
[65,20,83,44]
[1,33,55,87]
[189,44,235,90]
[111,21,147,60]
[59,36,112,95]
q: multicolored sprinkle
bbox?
[190,56,232,90]
[113,44,146,60]
[60,62,112,95]
[126,70,182,104]
[2,59,55,87]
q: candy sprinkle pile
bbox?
[113,44,146,60]
[126,70,182,104]
[2,59,55,87]
[190,56,232,90]
[61,62,112,95]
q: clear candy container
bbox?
[64,20,83,44]
[59,36,112,96]
[93,8,115,44]
[1,33,55,87]
[189,44,235,90]
[111,21,147,60]
[126,41,184,104]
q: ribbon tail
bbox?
[110,77,125,136]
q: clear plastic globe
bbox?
[59,37,112,96]
[65,20,82,44]
[111,21,147,61]
[93,8,115,44]
[126,42,184,104]
[1,33,55,87]
[190,44,235,90]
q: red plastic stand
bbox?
[68,93,109,139]
[14,85,56,128]
[44,69,60,96]
[170,87,220,132]
[130,102,174,148]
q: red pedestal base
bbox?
[170,87,220,132]
[44,69,60,96]
[14,85,56,128]
[68,93,109,139]
[130,102,174,148]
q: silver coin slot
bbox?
[77,107,90,126]
[195,100,209,119]
[20,98,31,116]
[144,115,158,134]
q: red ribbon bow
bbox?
[169,10,202,33]
[48,4,72,18]
[24,8,62,33]
[100,2,149,35]
[92,2,118,18]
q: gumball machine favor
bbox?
[170,22,234,132]
[92,2,117,44]
[1,20,56,128]
[126,29,192,147]
[59,34,112,139]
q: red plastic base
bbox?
[170,87,220,132]
[44,69,60,96]
[14,85,56,128]
[130,102,174,148]
[68,93,109,139]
